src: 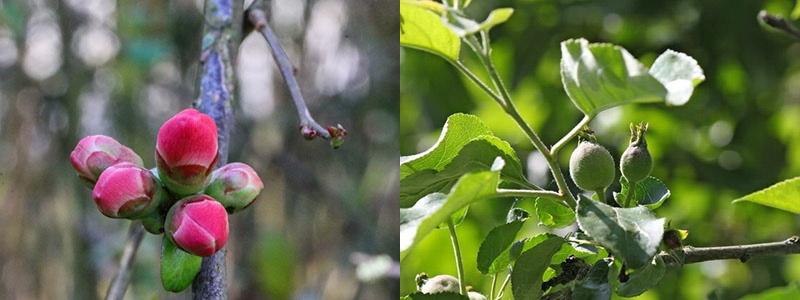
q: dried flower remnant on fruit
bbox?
[620,123,653,183]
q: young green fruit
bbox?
[417,274,460,294]
[569,141,615,192]
[620,123,652,183]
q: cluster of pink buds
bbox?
[70,109,264,258]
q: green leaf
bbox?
[616,256,668,297]
[400,158,505,258]
[161,236,202,292]
[614,176,671,209]
[476,209,529,274]
[486,234,548,274]
[400,114,526,207]
[733,177,800,214]
[535,197,576,227]
[400,1,460,62]
[576,195,665,269]
[478,8,514,32]
[572,260,613,300]
[559,38,704,116]
[511,236,565,300]
[401,291,469,300]
[649,50,706,106]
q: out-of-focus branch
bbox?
[247,1,348,148]
[759,10,800,40]
[104,222,145,300]
[192,0,243,298]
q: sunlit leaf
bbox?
[511,236,564,300]
[560,38,704,116]
[400,1,460,62]
[576,195,665,269]
[733,177,800,214]
[478,8,514,32]
[649,50,706,106]
[400,158,505,258]
[400,114,526,207]
[535,197,575,227]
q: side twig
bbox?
[676,236,800,264]
[105,222,145,300]
[247,2,347,146]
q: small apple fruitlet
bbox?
[620,123,653,183]
[569,140,615,192]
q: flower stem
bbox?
[447,218,467,295]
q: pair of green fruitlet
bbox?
[570,123,652,203]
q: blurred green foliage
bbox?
[401,0,800,298]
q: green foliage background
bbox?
[401,0,800,298]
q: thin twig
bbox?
[759,10,800,40]
[674,236,800,264]
[551,116,591,155]
[248,5,347,146]
[447,219,467,295]
[494,273,511,300]
[105,222,145,300]
[495,188,562,200]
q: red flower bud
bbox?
[166,195,229,257]
[205,163,264,212]
[92,163,165,219]
[156,108,219,195]
[70,135,144,185]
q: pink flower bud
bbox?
[205,163,264,212]
[167,195,229,257]
[156,108,219,195]
[70,135,144,185]
[92,163,165,219]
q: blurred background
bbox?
[401,0,800,299]
[0,0,398,299]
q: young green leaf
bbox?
[400,1,461,62]
[401,114,493,178]
[649,50,706,106]
[400,158,505,258]
[476,209,529,274]
[478,8,514,32]
[733,177,800,214]
[161,235,202,292]
[486,234,548,274]
[511,236,564,300]
[571,259,613,300]
[616,256,668,297]
[576,195,665,269]
[535,197,576,228]
[613,176,671,209]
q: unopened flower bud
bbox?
[300,125,318,140]
[156,109,219,195]
[327,124,347,149]
[205,163,264,212]
[92,163,165,219]
[70,135,143,185]
[166,195,229,257]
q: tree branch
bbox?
[247,2,347,147]
[192,0,243,298]
[658,236,800,265]
[104,222,145,300]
